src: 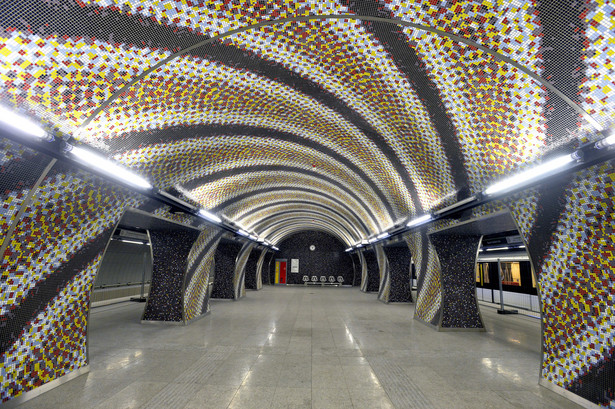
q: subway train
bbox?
[475,232,539,313]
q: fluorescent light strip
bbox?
[237,229,249,237]
[595,132,615,149]
[484,154,574,196]
[198,209,222,224]
[368,237,378,244]
[272,246,280,251]
[0,106,48,139]
[485,246,510,251]
[120,239,149,245]
[345,247,353,252]
[407,214,432,228]
[248,235,258,241]
[479,256,529,262]
[69,146,152,190]
[377,232,390,240]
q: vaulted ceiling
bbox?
[1,0,613,245]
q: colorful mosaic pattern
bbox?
[184,228,223,321]
[510,162,615,406]
[0,157,138,402]
[406,231,442,325]
[1,256,101,401]
[253,249,269,290]
[374,245,390,303]
[1,0,615,406]
[233,242,254,299]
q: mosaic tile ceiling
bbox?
[1,0,614,244]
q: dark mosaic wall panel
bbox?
[276,231,353,285]
[244,248,261,290]
[382,246,413,303]
[0,156,139,403]
[509,162,615,407]
[429,234,483,329]
[363,249,380,293]
[212,241,243,299]
[142,230,200,322]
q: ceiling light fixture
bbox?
[377,232,390,240]
[198,208,222,224]
[0,105,49,140]
[595,131,615,149]
[406,214,432,228]
[69,145,152,190]
[484,154,575,196]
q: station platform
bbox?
[21,286,581,409]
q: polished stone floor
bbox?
[22,286,581,409]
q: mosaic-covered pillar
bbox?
[183,229,223,322]
[234,242,254,299]
[358,251,368,291]
[0,139,140,404]
[349,252,360,287]
[509,162,615,407]
[374,245,391,302]
[382,245,413,303]
[429,233,483,330]
[142,229,201,322]
[212,241,243,299]
[405,232,442,326]
[245,248,263,290]
[362,248,380,293]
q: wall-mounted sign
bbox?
[291,258,299,273]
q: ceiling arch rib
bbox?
[265,221,353,247]
[248,211,361,243]
[198,175,383,233]
[109,124,400,217]
[219,193,371,237]
[238,203,365,240]
[1,2,610,241]
[182,165,391,221]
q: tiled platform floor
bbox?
[21,286,582,408]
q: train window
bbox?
[501,262,521,286]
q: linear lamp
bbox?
[406,214,432,228]
[198,208,222,224]
[484,154,575,196]
[0,106,49,140]
[69,145,152,190]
